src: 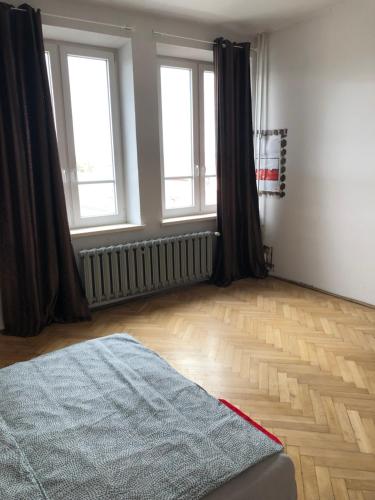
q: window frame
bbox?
[45,42,73,226]
[45,41,126,229]
[158,57,216,218]
[198,63,217,214]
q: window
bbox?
[158,59,216,217]
[44,43,125,228]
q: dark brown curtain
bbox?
[0,3,90,337]
[212,38,267,286]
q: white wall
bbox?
[263,0,375,305]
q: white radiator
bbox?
[79,231,218,306]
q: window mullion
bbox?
[106,50,126,223]
[58,44,81,228]
[198,63,205,212]
[200,64,216,213]
[163,176,193,181]
[191,61,201,214]
[77,180,115,185]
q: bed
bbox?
[0,334,296,499]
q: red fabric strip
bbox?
[256,169,279,181]
[219,399,283,446]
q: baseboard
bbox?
[272,274,375,310]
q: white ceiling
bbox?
[83,0,343,34]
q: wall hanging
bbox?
[255,129,288,197]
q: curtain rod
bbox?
[10,8,135,31]
[153,31,257,52]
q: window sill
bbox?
[161,213,216,226]
[70,223,145,239]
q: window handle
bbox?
[194,164,200,176]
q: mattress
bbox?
[205,453,296,500]
[0,334,295,499]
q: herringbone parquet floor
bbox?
[1,277,374,499]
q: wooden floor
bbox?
[1,277,375,499]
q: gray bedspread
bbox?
[0,334,282,499]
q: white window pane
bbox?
[44,51,56,125]
[165,178,193,209]
[160,66,193,178]
[78,183,116,218]
[203,71,216,176]
[67,55,115,183]
[205,176,217,206]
